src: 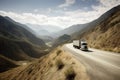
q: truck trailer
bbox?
[73,40,88,51]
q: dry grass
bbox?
[0,47,89,80]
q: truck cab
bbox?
[80,41,88,51]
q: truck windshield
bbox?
[82,43,87,45]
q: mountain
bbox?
[56,24,89,37]
[0,15,47,60]
[39,35,54,43]
[0,16,46,46]
[52,34,71,47]
[26,24,63,36]
[4,17,35,34]
[73,5,120,53]
[37,29,51,36]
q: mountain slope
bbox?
[56,24,89,37]
[0,16,47,60]
[0,16,46,46]
[0,35,47,60]
[0,55,18,72]
[74,5,120,52]
[52,34,71,47]
[0,48,89,80]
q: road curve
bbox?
[63,43,120,80]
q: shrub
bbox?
[56,59,64,70]
[65,67,76,80]
[53,56,56,60]
[49,63,53,67]
[28,68,33,74]
[56,50,62,56]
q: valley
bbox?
[0,2,120,80]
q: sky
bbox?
[0,0,120,28]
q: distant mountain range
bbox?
[26,24,63,36]
[0,15,47,61]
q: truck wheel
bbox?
[73,45,75,48]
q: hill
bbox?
[0,47,89,80]
[73,5,120,53]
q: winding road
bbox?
[63,43,120,80]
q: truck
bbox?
[73,40,88,51]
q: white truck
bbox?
[73,40,88,51]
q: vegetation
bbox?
[56,59,64,70]
[27,68,33,74]
[0,48,89,80]
[56,50,62,56]
[65,67,76,80]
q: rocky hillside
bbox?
[73,5,120,53]
[0,47,89,80]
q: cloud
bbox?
[59,0,76,8]
[0,0,119,29]
[0,10,75,28]
[0,10,98,29]
[99,0,120,8]
[92,0,120,13]
[64,0,120,24]
[34,9,39,12]
[47,8,52,13]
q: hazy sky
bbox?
[0,0,120,28]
